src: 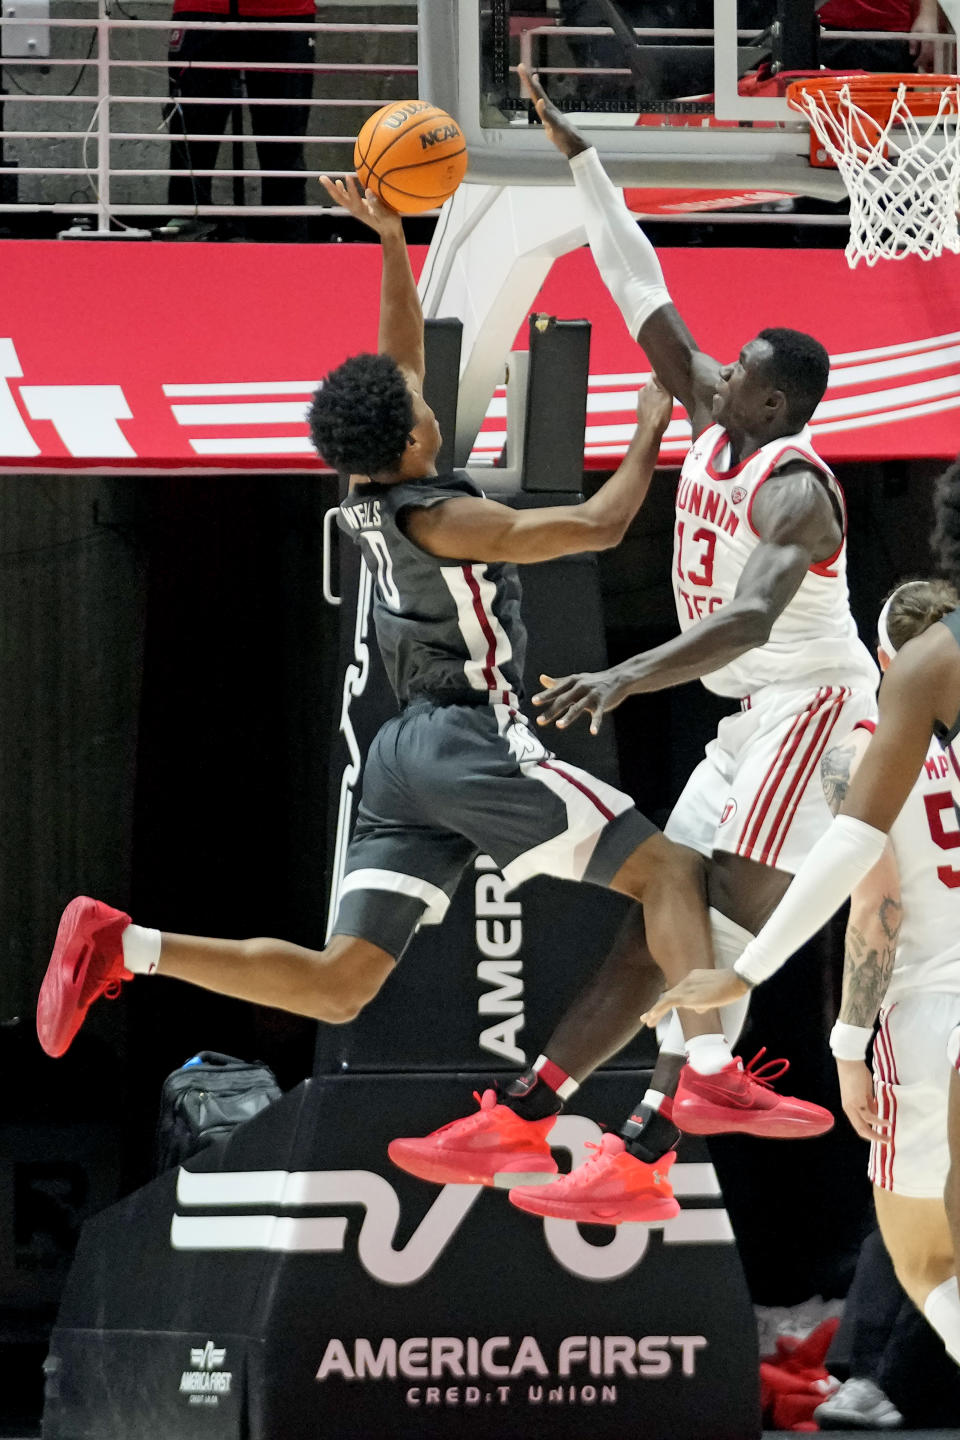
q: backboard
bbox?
[419,0,849,199]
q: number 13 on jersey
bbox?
[676,521,722,621]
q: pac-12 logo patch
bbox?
[731,487,747,505]
[720,799,738,825]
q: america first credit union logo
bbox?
[315,1332,709,1412]
[169,1121,732,1416]
[180,1340,232,1407]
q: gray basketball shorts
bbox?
[331,700,657,959]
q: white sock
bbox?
[708,908,754,1046]
[685,1033,734,1076]
[121,924,161,976]
[656,910,755,1058]
[657,1011,687,1057]
[924,1277,960,1364]
[639,1087,670,1115]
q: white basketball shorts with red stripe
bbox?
[664,682,877,874]
[871,994,960,1199]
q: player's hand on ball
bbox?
[318,174,403,238]
[640,970,751,1027]
[533,669,629,734]
[836,1059,890,1144]
[517,64,588,159]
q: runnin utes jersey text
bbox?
[673,425,877,698]
[338,470,526,707]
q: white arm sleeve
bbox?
[733,815,888,987]
[568,147,672,338]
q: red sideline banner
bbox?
[0,240,958,471]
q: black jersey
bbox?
[338,470,527,708]
[935,608,960,746]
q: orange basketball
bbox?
[354,100,468,215]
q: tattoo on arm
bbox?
[839,894,903,1027]
[821,740,856,815]
[879,895,901,943]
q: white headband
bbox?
[877,586,911,658]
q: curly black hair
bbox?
[308,353,413,476]
[932,456,960,585]
[756,327,831,430]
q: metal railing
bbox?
[0,6,955,230]
[0,1,417,225]
[513,21,959,78]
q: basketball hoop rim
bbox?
[786,72,960,123]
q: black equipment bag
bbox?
[154,1050,282,1173]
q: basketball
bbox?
[354,100,468,215]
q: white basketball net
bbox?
[792,79,960,267]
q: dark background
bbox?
[0,458,944,1426]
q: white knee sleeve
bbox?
[924,1277,960,1364]
[657,908,755,1055]
[569,148,672,339]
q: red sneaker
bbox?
[510,1135,680,1226]
[387,1090,559,1188]
[673,1050,834,1139]
[36,897,133,1058]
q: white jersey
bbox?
[877,725,960,1001]
[672,424,878,699]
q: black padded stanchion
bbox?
[423,318,463,477]
[520,316,591,493]
[43,1072,760,1440]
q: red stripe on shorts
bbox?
[736,702,809,854]
[886,1008,903,1186]
[737,689,827,859]
[767,689,849,868]
[875,1016,899,1189]
[872,1025,891,1189]
[538,760,616,822]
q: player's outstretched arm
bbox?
[532,465,838,733]
[401,376,672,564]
[319,174,425,389]
[518,65,720,434]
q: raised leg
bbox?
[157,930,396,1024]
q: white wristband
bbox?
[829,1021,874,1061]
